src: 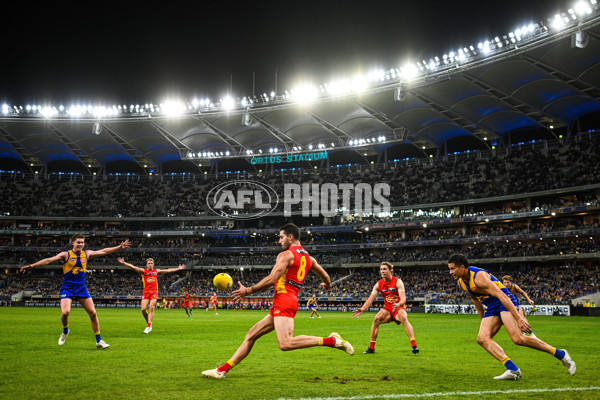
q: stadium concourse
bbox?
[2,3,600,315]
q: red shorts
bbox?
[184,302,191,308]
[269,293,299,318]
[143,291,158,300]
[385,304,406,325]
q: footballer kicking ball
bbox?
[213,273,233,290]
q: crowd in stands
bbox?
[2,234,598,270]
[0,134,599,219]
[2,263,598,307]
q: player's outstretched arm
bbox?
[232,251,292,301]
[157,264,186,274]
[20,252,68,273]
[353,283,379,319]
[88,239,131,258]
[515,284,535,306]
[117,257,144,274]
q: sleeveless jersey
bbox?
[184,293,191,305]
[378,276,401,309]
[506,282,517,295]
[458,266,512,307]
[275,245,311,296]
[211,295,217,304]
[143,269,159,292]
[62,250,88,288]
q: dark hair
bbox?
[71,234,85,243]
[448,253,468,267]
[280,223,301,241]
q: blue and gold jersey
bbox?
[62,250,88,288]
[458,266,512,307]
[505,282,517,295]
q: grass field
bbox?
[0,307,598,400]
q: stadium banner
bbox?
[426,304,570,316]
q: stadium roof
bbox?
[1,10,600,174]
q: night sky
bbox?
[0,0,571,106]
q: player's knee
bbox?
[87,310,97,319]
[476,334,489,346]
[277,339,293,351]
[511,335,526,346]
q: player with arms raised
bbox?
[202,223,353,379]
[20,234,130,348]
[117,257,185,333]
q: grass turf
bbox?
[0,307,598,400]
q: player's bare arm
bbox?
[232,250,292,301]
[310,257,331,290]
[392,278,407,310]
[470,295,485,318]
[117,257,144,274]
[475,272,531,332]
[157,264,186,274]
[353,283,380,318]
[515,284,535,306]
[20,252,68,273]
[88,239,131,258]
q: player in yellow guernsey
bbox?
[202,223,353,379]
[502,275,537,314]
[20,234,130,348]
[307,294,321,319]
[448,253,576,380]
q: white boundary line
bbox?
[272,386,600,400]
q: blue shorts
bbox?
[309,305,316,310]
[483,293,519,318]
[60,285,91,300]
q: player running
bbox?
[183,291,193,318]
[202,223,353,379]
[307,294,321,319]
[448,253,576,380]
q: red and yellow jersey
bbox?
[143,268,158,292]
[378,276,401,309]
[62,250,88,287]
[275,246,311,296]
[184,293,191,305]
[210,295,217,304]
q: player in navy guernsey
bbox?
[20,234,130,348]
[448,253,576,380]
[202,223,354,379]
[353,262,419,354]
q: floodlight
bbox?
[221,96,234,110]
[552,14,565,30]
